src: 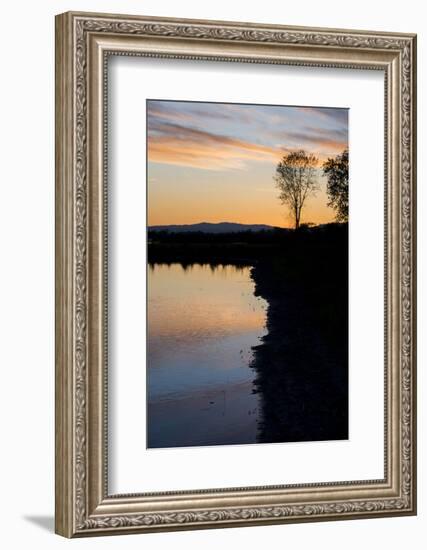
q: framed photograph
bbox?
[55,11,417,537]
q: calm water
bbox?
[147,263,268,448]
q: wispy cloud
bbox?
[147,100,348,170]
[296,106,348,126]
[148,120,284,170]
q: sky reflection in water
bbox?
[147,263,268,448]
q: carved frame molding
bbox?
[55,12,416,537]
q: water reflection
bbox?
[147,262,268,448]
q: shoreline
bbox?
[148,223,349,445]
[248,234,349,443]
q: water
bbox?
[147,263,268,448]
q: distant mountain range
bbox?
[148,222,278,234]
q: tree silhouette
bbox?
[274,150,319,230]
[322,149,349,222]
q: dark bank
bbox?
[147,223,348,446]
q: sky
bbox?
[147,100,348,228]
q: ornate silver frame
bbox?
[55,11,417,537]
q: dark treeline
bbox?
[148,227,289,244]
[148,223,345,265]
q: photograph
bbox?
[146,99,349,449]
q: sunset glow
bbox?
[147,100,348,228]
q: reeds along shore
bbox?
[148,223,349,444]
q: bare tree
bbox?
[274,150,319,229]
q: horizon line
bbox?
[147,220,344,228]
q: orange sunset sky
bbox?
[147,100,348,228]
